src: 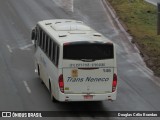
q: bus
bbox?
[31,19,117,102]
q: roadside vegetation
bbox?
[108,0,160,77]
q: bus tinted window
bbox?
[52,42,56,62]
[42,32,45,50]
[39,29,42,46]
[63,43,114,60]
[45,35,49,53]
[55,46,59,66]
[49,39,52,59]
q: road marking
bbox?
[71,0,74,12]
[20,43,34,50]
[134,64,160,87]
[101,0,129,54]
[101,0,119,35]
[32,40,35,44]
[35,69,38,73]
[52,0,74,12]
[23,81,31,94]
[103,0,160,88]
[6,45,13,53]
[102,0,136,54]
[145,0,157,6]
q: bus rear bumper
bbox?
[56,92,117,102]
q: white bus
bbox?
[31,19,117,102]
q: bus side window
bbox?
[52,42,56,63]
[41,31,43,49]
[39,29,42,47]
[42,32,46,50]
[35,27,38,41]
[55,45,59,66]
[47,38,50,56]
[35,26,40,47]
[48,38,52,59]
[44,35,48,53]
[46,36,49,54]
[36,27,39,41]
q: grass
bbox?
[108,0,160,76]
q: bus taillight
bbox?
[112,73,117,92]
[59,74,64,93]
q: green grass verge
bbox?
[108,0,160,76]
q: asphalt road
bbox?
[0,0,160,119]
[145,0,160,5]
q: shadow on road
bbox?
[36,77,111,117]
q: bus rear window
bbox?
[63,43,114,60]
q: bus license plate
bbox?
[84,95,93,100]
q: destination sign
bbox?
[69,63,106,67]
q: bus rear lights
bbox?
[59,74,64,93]
[112,73,117,92]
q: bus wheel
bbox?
[49,81,58,103]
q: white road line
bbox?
[6,45,13,53]
[23,81,31,94]
[101,0,119,35]
[65,0,74,12]
[102,0,136,54]
[35,69,38,73]
[101,0,131,54]
[145,0,157,6]
[134,64,160,87]
[32,40,35,44]
[103,0,160,88]
[52,0,74,12]
[71,0,74,12]
[20,43,34,50]
[135,63,153,75]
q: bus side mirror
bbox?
[31,29,36,40]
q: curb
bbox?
[102,0,143,55]
[102,0,160,80]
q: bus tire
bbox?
[49,81,58,103]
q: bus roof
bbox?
[37,19,113,45]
